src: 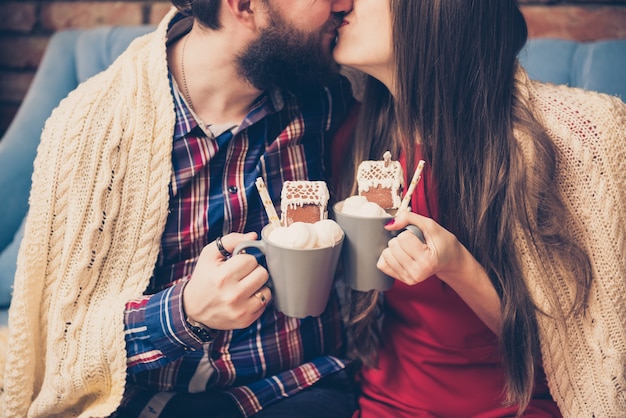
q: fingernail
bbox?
[385,219,395,226]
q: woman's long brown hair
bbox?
[338,0,592,413]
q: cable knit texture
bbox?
[514,70,626,417]
[0,11,624,415]
[1,8,177,417]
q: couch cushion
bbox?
[75,25,154,83]
[519,38,626,100]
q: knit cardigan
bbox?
[2,9,178,417]
[1,7,625,414]
[513,71,626,417]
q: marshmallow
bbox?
[340,196,390,218]
[287,222,318,249]
[268,220,343,249]
[267,226,292,247]
[313,219,344,248]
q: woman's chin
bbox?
[332,49,345,65]
[333,52,358,71]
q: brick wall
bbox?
[0,0,625,139]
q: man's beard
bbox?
[237,15,341,92]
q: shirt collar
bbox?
[170,72,286,141]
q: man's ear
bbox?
[225,0,266,31]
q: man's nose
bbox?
[331,0,353,13]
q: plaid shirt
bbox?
[121,73,353,417]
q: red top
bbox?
[353,150,562,417]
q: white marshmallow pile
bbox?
[268,219,344,249]
[340,196,391,218]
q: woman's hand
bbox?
[379,211,502,334]
[377,211,466,286]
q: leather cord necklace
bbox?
[180,33,195,112]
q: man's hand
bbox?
[183,232,272,331]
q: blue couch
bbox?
[518,38,626,99]
[0,26,153,325]
[0,29,625,325]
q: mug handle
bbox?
[403,224,425,243]
[233,239,267,256]
[233,239,273,291]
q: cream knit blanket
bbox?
[1,9,177,417]
[514,71,626,417]
[0,9,624,415]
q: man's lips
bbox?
[325,14,346,33]
[324,15,348,49]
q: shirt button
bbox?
[227,186,238,194]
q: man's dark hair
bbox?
[171,0,222,29]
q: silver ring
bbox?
[215,236,232,258]
[254,291,267,308]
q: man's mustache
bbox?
[324,12,345,33]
